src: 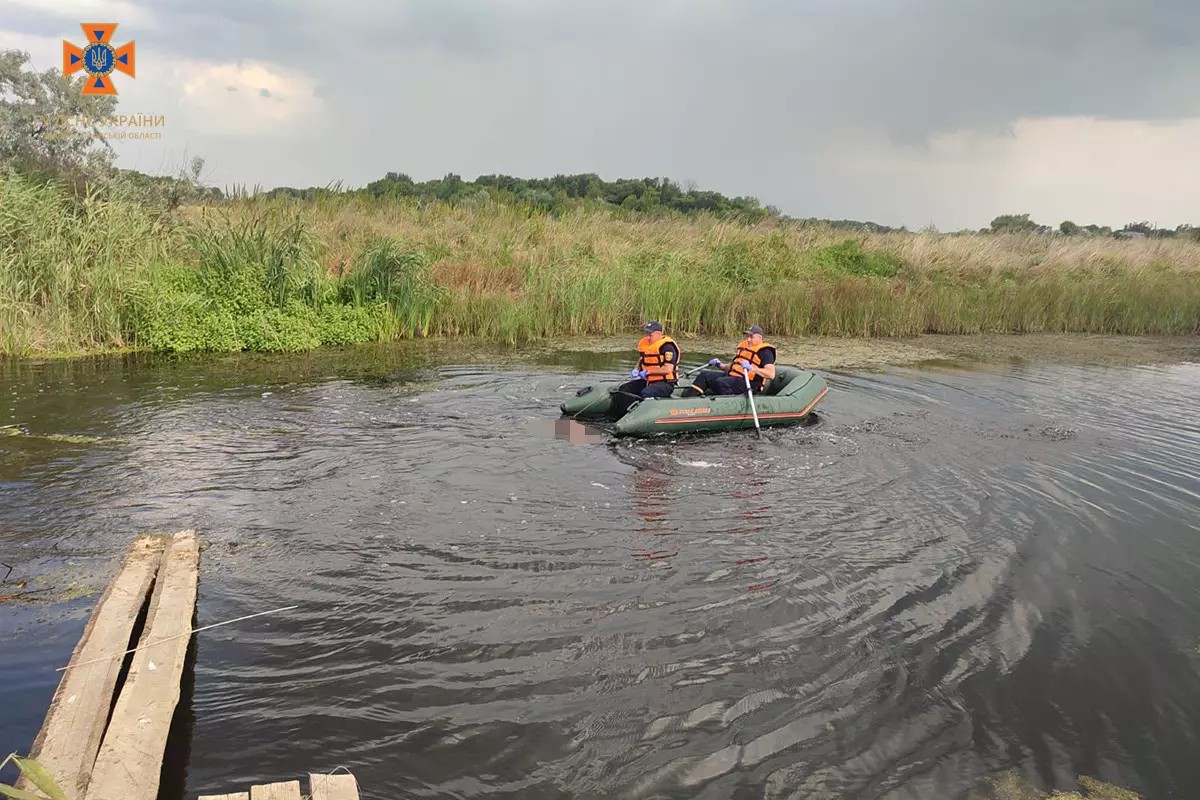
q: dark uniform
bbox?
[688,326,776,396]
[612,321,681,416]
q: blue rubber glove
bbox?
[739,360,752,370]
[638,369,648,379]
[629,369,641,379]
[707,358,721,367]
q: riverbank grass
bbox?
[2,174,1198,356]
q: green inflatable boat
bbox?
[560,365,828,437]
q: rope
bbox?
[56,605,299,672]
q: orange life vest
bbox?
[637,335,679,383]
[727,339,776,390]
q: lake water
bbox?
[2,340,1198,799]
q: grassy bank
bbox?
[2,173,1199,356]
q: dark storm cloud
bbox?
[14,0,1200,139]
[7,0,1200,227]
[122,0,653,63]
[1,6,74,40]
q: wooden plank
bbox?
[249,781,302,800]
[21,535,167,799]
[199,794,250,800]
[309,772,360,800]
[84,530,200,800]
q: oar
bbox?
[743,369,762,439]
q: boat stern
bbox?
[559,383,616,417]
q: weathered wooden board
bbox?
[21,535,167,799]
[84,530,200,800]
[198,794,250,800]
[309,772,361,800]
[249,780,303,800]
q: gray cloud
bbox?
[130,0,1200,134]
[5,0,1200,227]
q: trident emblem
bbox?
[63,23,135,95]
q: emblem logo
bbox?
[63,23,135,95]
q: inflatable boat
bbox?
[560,365,828,437]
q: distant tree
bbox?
[989,213,1039,234]
[1059,220,1080,236]
[1120,221,1154,236]
[435,173,464,202]
[519,188,555,212]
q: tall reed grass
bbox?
[0,173,163,353]
[255,194,1200,342]
[3,174,1198,356]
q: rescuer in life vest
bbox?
[684,325,776,396]
[611,320,681,416]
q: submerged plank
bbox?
[309,772,360,800]
[21,535,166,799]
[84,530,200,800]
[249,781,302,800]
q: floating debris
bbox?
[1,425,116,445]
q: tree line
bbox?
[987,213,1200,240]
[2,48,1194,238]
[257,173,913,231]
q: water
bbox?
[2,342,1199,799]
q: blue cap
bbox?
[743,325,763,335]
[643,320,663,332]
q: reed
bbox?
[3,174,1198,356]
[271,195,1200,342]
[0,173,163,354]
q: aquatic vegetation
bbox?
[0,424,116,444]
[970,770,1143,800]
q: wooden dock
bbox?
[19,530,359,800]
[22,531,197,800]
[199,772,360,799]
[21,534,172,799]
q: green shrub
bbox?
[812,239,903,278]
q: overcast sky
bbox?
[4,0,1199,230]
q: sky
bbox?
[3,0,1199,231]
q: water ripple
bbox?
[2,353,1199,798]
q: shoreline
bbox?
[3,332,1197,371]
